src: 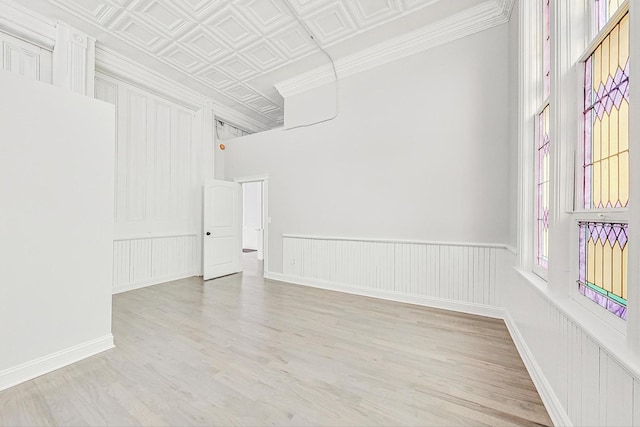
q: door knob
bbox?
[206,232,211,236]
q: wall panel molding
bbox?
[281,235,502,307]
[95,46,269,133]
[95,74,202,292]
[0,30,52,83]
[52,23,95,96]
[113,235,198,294]
[0,0,56,50]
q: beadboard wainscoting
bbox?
[501,253,640,427]
[267,235,640,426]
[113,234,199,294]
[95,74,204,293]
[269,235,510,318]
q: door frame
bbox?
[234,174,269,275]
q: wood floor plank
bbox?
[0,253,552,426]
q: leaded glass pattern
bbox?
[595,0,624,31]
[537,105,550,269]
[583,13,629,209]
[578,222,628,319]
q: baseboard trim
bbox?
[113,272,197,295]
[0,334,114,392]
[502,312,572,427]
[264,270,571,427]
[264,272,504,319]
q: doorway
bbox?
[242,181,263,258]
[235,176,269,277]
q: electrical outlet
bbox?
[289,258,295,265]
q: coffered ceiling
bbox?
[20,0,494,130]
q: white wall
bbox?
[225,24,511,274]
[242,181,262,251]
[95,74,201,293]
[0,70,114,389]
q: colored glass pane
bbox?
[595,0,624,32]
[578,222,627,319]
[537,105,550,269]
[583,13,629,209]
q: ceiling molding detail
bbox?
[0,0,56,49]
[212,101,270,133]
[95,46,270,133]
[275,0,515,98]
[0,0,507,131]
[496,0,516,22]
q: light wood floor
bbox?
[0,253,552,426]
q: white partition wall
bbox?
[0,70,115,390]
[95,74,202,293]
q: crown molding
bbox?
[0,0,56,50]
[275,0,516,98]
[95,46,269,133]
[95,46,208,110]
[496,0,516,21]
[212,103,269,133]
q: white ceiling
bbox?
[21,0,490,129]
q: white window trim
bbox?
[567,1,630,333]
[518,0,544,275]
[519,0,640,348]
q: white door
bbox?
[257,229,264,260]
[203,180,242,280]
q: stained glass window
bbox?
[595,0,624,32]
[535,0,551,272]
[583,13,629,210]
[578,222,627,319]
[537,105,550,269]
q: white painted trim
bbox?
[213,103,269,134]
[275,0,515,98]
[113,232,198,241]
[95,47,269,133]
[283,234,512,250]
[0,0,56,50]
[505,245,518,255]
[0,334,114,392]
[113,272,197,295]
[516,0,539,271]
[233,174,270,183]
[502,311,572,427]
[95,47,206,111]
[235,175,270,273]
[515,266,640,381]
[264,271,505,319]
